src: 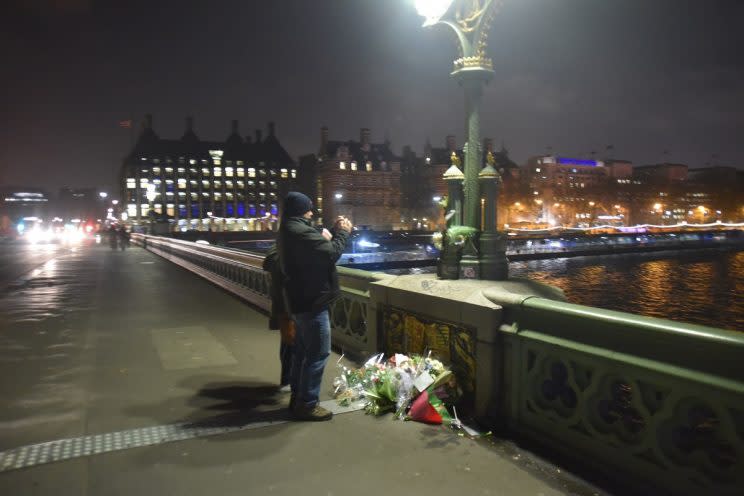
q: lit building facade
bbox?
[315,127,402,230]
[0,187,51,235]
[120,115,297,232]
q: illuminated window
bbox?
[281,168,288,178]
[270,181,277,189]
[270,169,277,176]
[202,168,210,176]
[165,167,173,173]
[201,159,208,164]
[126,178,136,189]
[226,193,234,200]
[202,180,209,187]
[226,160,233,166]
[237,180,244,188]
[366,162,372,171]
[237,168,244,177]
[214,167,222,177]
[248,168,256,178]
[351,161,357,171]
[214,181,222,188]
[213,159,221,166]
[259,181,266,188]
[226,181,233,189]
[152,167,161,175]
[153,159,160,164]
[259,169,267,177]
[225,167,234,177]
[535,168,541,173]
[214,193,222,200]
[178,192,186,197]
[165,179,174,184]
[339,161,346,170]
[237,160,244,166]
[177,168,185,174]
[177,179,186,189]
[166,204,175,217]
[190,193,198,200]
[189,168,198,175]
[291,169,297,178]
[127,204,137,215]
[190,180,197,186]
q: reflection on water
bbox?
[510,250,744,332]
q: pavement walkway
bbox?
[0,243,608,496]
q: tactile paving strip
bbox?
[0,400,364,473]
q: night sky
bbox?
[2,0,743,196]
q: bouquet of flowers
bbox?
[333,352,461,422]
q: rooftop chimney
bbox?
[360,128,371,149]
[185,116,193,132]
[484,138,494,152]
[144,114,153,129]
[255,129,263,143]
[231,120,239,134]
[267,121,275,137]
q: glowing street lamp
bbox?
[413,0,507,280]
[414,0,454,26]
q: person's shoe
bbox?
[292,404,333,421]
[278,384,292,394]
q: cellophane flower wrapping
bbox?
[332,352,460,418]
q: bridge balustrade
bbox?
[132,233,743,495]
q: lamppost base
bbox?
[437,246,461,280]
[478,232,509,280]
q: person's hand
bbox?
[321,228,332,241]
[335,216,353,233]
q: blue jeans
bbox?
[291,309,331,408]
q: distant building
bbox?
[0,187,51,235]
[120,115,296,231]
[315,127,402,230]
[633,163,688,183]
[57,187,102,223]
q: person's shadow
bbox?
[182,379,290,428]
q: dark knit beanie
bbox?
[283,191,313,217]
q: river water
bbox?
[508,248,744,332]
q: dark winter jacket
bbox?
[277,216,350,314]
[262,244,285,330]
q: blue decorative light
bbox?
[557,157,599,167]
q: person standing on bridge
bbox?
[278,191,352,421]
[262,243,295,393]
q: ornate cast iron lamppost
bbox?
[414,0,509,280]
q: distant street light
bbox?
[334,193,343,200]
[99,191,108,199]
[412,0,508,280]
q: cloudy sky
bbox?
[2,0,743,194]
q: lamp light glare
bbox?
[414,0,454,26]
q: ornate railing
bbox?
[485,290,744,496]
[131,233,387,357]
